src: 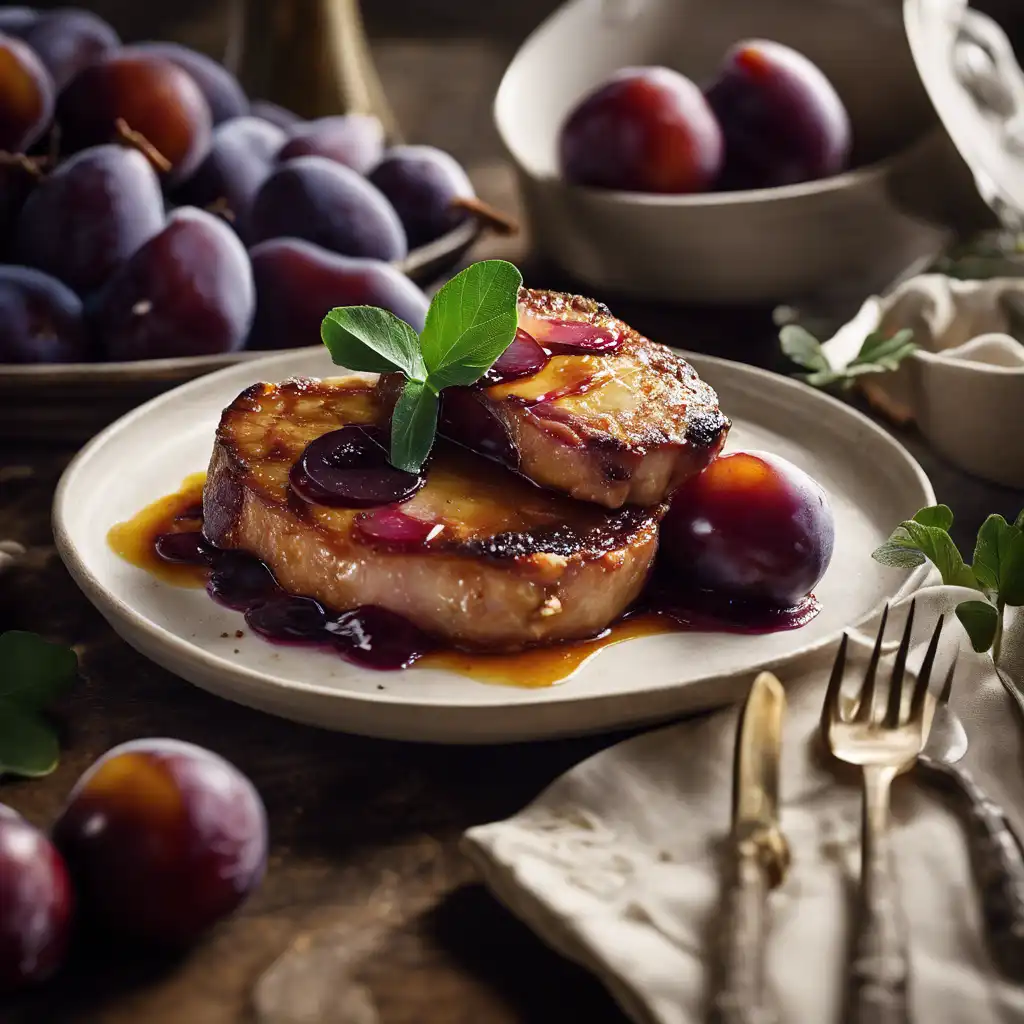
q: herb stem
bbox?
[993,598,1006,666]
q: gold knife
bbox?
[708,671,790,1024]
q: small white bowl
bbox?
[494,0,984,304]
[821,273,1024,488]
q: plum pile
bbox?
[1,738,267,993]
[0,7,479,364]
[559,39,852,194]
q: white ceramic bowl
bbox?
[494,0,983,304]
[821,273,1024,489]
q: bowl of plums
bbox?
[495,0,978,304]
[0,6,493,440]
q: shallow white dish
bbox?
[53,347,933,744]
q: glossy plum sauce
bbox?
[148,524,434,670]
[477,320,624,389]
[289,425,424,508]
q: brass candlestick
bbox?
[228,0,402,140]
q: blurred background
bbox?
[24,0,1023,277]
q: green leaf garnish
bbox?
[0,631,78,779]
[321,260,523,472]
[420,260,523,389]
[321,307,426,381]
[955,601,1000,653]
[390,379,439,474]
[780,324,916,392]
[872,504,1024,657]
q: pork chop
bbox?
[203,375,664,651]
[377,288,730,508]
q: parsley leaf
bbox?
[321,260,523,472]
[872,504,1024,657]
[0,631,78,779]
[780,324,916,392]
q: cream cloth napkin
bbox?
[462,571,1024,1024]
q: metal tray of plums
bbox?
[0,10,492,442]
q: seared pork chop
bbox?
[377,288,730,508]
[203,376,663,651]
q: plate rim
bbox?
[52,347,935,716]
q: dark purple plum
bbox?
[249,156,407,260]
[249,99,302,131]
[0,265,89,363]
[704,40,852,190]
[15,144,164,295]
[661,450,835,607]
[20,7,120,90]
[91,206,254,360]
[52,738,267,946]
[558,67,722,193]
[57,53,213,186]
[247,237,428,349]
[0,7,38,36]
[368,144,474,249]
[290,425,424,508]
[125,42,248,125]
[174,115,286,239]
[277,114,384,175]
[482,327,547,384]
[0,156,39,255]
[0,32,54,152]
[0,811,73,993]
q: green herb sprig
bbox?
[320,260,523,473]
[0,630,79,779]
[780,324,917,391]
[873,505,1024,660]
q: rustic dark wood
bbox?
[4,6,1024,1023]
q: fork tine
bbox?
[883,599,916,727]
[909,614,944,724]
[938,648,959,705]
[854,603,889,723]
[821,632,849,738]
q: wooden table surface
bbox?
[4,16,1024,1024]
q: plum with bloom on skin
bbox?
[558,66,723,194]
[0,808,74,994]
[705,39,852,190]
[661,449,835,607]
[52,738,267,946]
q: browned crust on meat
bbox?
[378,288,729,507]
[202,377,663,650]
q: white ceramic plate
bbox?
[53,348,933,744]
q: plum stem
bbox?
[0,151,47,179]
[450,195,520,236]
[205,196,237,224]
[113,119,173,174]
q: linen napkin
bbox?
[462,570,1024,1024]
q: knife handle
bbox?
[708,836,778,1024]
[918,757,1024,978]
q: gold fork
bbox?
[821,601,945,1024]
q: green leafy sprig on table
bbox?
[0,631,79,779]
[872,505,1024,658]
[780,324,917,391]
[320,259,523,473]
